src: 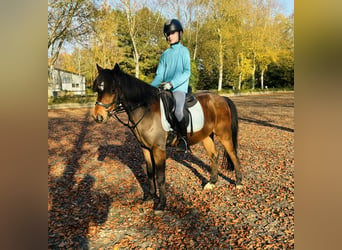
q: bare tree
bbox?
[48,0,94,66]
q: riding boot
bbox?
[166,130,178,146]
[176,117,189,152]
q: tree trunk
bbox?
[193,20,199,60]
[218,28,223,91]
[252,52,256,89]
[261,69,265,89]
[237,54,242,90]
[132,39,140,78]
[238,72,242,90]
[134,54,140,78]
[123,0,140,78]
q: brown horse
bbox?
[93,63,242,212]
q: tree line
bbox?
[48,0,294,92]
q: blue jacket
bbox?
[151,43,191,93]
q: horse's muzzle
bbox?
[93,114,107,123]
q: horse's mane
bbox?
[117,69,160,106]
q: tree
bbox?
[53,0,294,92]
[48,0,95,66]
[264,13,294,88]
[91,3,126,68]
[246,0,286,89]
[54,52,77,72]
[133,8,167,81]
[200,0,252,91]
[112,0,166,78]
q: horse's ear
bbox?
[96,64,104,72]
[113,63,120,73]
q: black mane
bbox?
[94,63,160,107]
[116,69,159,107]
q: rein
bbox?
[95,97,148,130]
[96,98,151,150]
[101,95,152,151]
[109,103,149,131]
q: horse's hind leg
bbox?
[220,138,243,188]
[202,136,219,190]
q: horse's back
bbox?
[194,92,234,136]
[194,92,229,110]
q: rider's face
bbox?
[166,31,180,44]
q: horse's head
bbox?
[92,63,121,123]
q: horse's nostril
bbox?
[97,114,103,122]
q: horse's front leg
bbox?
[141,148,156,201]
[152,146,166,212]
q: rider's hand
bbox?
[160,82,172,90]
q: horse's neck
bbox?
[119,78,147,115]
[120,74,157,108]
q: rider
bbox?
[151,19,191,152]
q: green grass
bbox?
[48,94,97,105]
[217,87,294,95]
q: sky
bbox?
[279,0,294,16]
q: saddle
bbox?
[159,87,198,136]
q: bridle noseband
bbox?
[95,101,116,109]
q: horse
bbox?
[92,63,242,212]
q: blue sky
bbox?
[279,0,294,16]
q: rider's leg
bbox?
[173,91,189,152]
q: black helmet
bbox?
[163,19,183,37]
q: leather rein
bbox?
[95,94,149,132]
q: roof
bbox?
[48,66,85,77]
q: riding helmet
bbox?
[163,19,183,38]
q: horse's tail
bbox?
[223,96,239,171]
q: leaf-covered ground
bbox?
[48,92,294,249]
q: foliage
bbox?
[264,52,294,88]
[190,59,199,91]
[49,0,294,94]
[48,0,95,65]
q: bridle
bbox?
[94,76,151,150]
[95,101,116,109]
[94,90,149,131]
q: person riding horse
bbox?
[151,19,191,153]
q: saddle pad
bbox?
[160,98,204,132]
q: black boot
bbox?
[176,118,189,152]
[166,130,177,146]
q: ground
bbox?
[48,92,294,249]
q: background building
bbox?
[48,67,86,97]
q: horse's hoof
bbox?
[236,184,243,189]
[204,182,215,190]
[153,209,164,216]
[143,194,153,202]
[153,202,166,214]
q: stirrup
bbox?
[176,137,190,153]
